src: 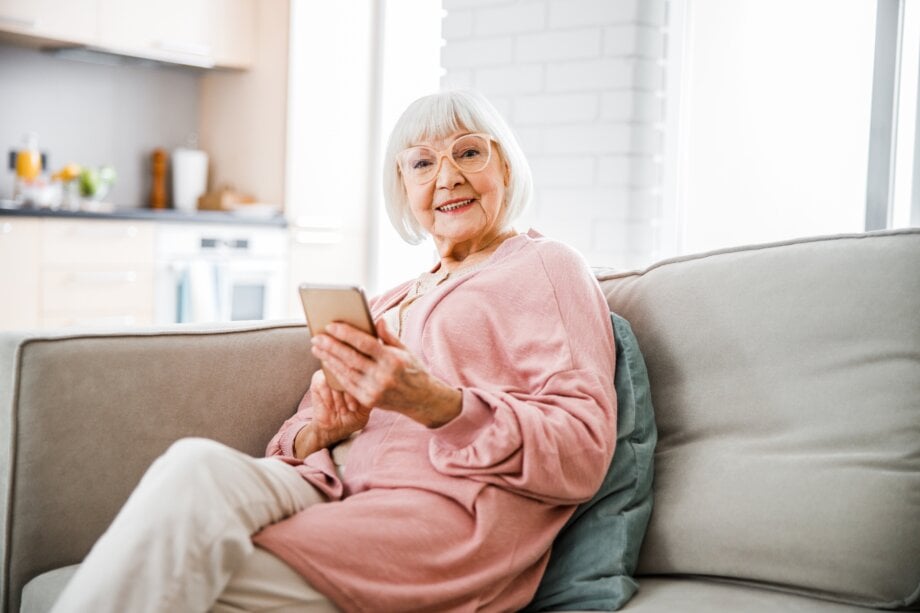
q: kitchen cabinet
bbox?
[40,219,156,328]
[0,218,41,330]
[0,0,254,69]
[0,0,97,46]
[97,0,211,67]
[95,0,254,69]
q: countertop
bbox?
[0,203,287,227]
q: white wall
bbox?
[0,43,199,207]
[440,0,668,270]
[200,0,289,207]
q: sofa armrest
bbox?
[0,320,319,613]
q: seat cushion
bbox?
[20,565,79,613]
[619,577,878,612]
[526,313,657,611]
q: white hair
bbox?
[382,90,534,244]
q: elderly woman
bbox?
[52,90,616,613]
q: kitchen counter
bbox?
[0,203,287,227]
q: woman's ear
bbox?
[503,162,511,186]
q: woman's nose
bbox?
[435,156,464,188]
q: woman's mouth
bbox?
[436,198,476,213]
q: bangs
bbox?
[392,95,482,149]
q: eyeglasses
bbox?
[397,133,493,185]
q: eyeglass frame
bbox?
[396,133,496,185]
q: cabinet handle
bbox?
[292,216,342,231]
[294,230,342,245]
[155,39,212,57]
[67,271,138,285]
[153,39,215,67]
[0,15,37,29]
[68,224,139,239]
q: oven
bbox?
[154,223,287,324]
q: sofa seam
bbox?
[671,573,918,610]
[595,228,920,282]
[12,321,306,350]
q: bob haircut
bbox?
[383,90,534,244]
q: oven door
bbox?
[217,258,286,322]
[155,257,286,324]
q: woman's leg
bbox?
[51,438,327,613]
[211,547,337,612]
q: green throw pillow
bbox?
[525,312,657,611]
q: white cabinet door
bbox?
[40,219,156,329]
[96,0,214,67]
[0,0,97,45]
[0,218,40,330]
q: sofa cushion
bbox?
[20,565,79,613]
[620,577,878,612]
[597,230,920,609]
[526,313,657,611]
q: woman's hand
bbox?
[293,369,371,459]
[310,319,462,428]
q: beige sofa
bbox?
[2,229,919,612]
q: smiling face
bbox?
[400,130,510,261]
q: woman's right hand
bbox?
[293,369,372,459]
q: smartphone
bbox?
[299,283,377,391]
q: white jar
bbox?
[172,147,208,213]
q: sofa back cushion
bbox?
[597,230,920,609]
[0,322,316,613]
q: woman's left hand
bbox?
[310,319,462,428]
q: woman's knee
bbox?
[163,437,235,464]
[147,437,241,488]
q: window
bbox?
[663,0,917,258]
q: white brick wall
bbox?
[441,0,668,269]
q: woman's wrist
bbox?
[421,381,463,428]
[293,423,333,459]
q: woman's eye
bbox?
[412,159,433,170]
[457,147,481,159]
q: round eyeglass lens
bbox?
[451,134,491,173]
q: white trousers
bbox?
[50,438,338,613]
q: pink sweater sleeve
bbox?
[426,241,617,505]
[265,391,314,458]
[264,386,346,499]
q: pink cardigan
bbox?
[253,230,617,612]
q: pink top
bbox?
[253,230,617,612]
